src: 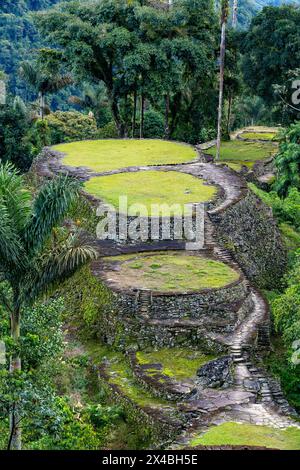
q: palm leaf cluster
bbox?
[19,61,73,96]
[0,162,98,312]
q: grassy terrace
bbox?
[85,341,170,409]
[136,349,216,382]
[241,132,278,141]
[102,251,239,293]
[54,139,197,172]
[206,140,278,170]
[84,170,216,216]
[189,422,300,450]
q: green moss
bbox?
[84,170,216,216]
[57,265,115,334]
[189,422,300,450]
[54,139,197,172]
[85,341,170,409]
[103,251,239,292]
[136,348,216,381]
[241,132,277,141]
[206,140,277,167]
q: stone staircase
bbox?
[137,290,152,319]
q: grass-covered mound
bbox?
[189,422,300,450]
[241,132,278,141]
[102,251,239,292]
[206,140,277,170]
[136,349,216,382]
[54,139,197,172]
[84,170,216,216]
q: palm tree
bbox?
[0,163,97,449]
[20,61,73,119]
[216,0,229,161]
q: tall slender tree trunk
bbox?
[216,1,229,161]
[39,92,45,120]
[164,94,170,140]
[227,92,233,137]
[9,307,22,450]
[132,90,137,138]
[140,94,145,139]
[232,0,238,29]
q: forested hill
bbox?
[238,0,300,28]
[1,0,300,95]
[0,1,68,94]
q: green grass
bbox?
[84,170,217,216]
[206,140,277,168]
[85,341,169,409]
[103,251,239,292]
[136,348,216,381]
[241,132,277,141]
[54,139,197,172]
[189,422,300,450]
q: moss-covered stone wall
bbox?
[209,191,287,289]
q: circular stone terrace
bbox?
[52,139,218,215]
[99,251,241,294]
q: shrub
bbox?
[249,184,300,230]
[0,100,33,170]
[97,121,118,139]
[26,119,51,156]
[271,251,300,347]
[45,111,98,144]
[273,121,300,196]
[143,110,164,139]
[21,299,64,370]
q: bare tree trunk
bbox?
[164,94,170,140]
[227,92,233,137]
[9,308,22,450]
[140,94,145,139]
[132,90,137,138]
[232,0,238,29]
[216,3,228,161]
[39,92,45,120]
[107,89,125,137]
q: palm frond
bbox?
[0,202,24,273]
[19,62,40,89]
[0,162,32,234]
[24,176,79,255]
[23,233,98,304]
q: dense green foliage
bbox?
[273,122,300,196]
[0,97,33,170]
[35,0,219,140]
[44,111,98,144]
[241,5,300,123]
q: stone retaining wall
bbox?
[115,279,248,321]
[209,190,287,289]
